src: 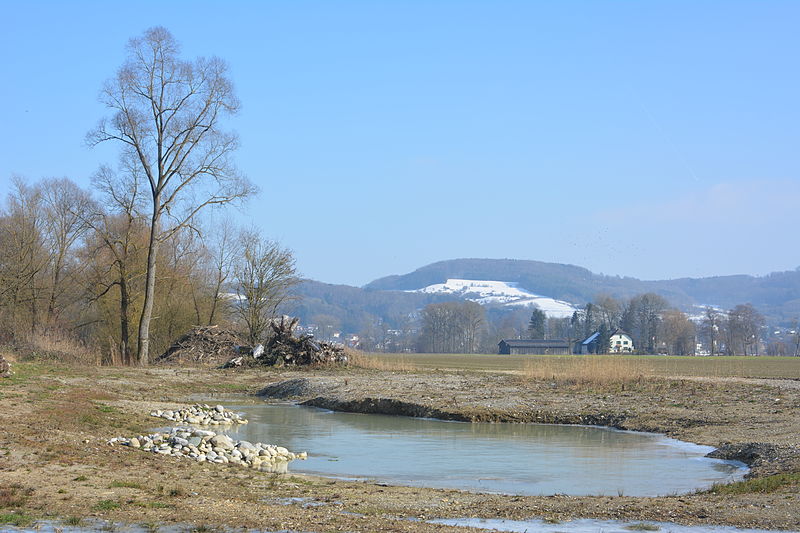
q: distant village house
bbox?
[575,329,634,354]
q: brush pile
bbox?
[224,316,348,367]
[156,325,243,366]
[0,353,10,378]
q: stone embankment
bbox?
[109,427,306,473]
[150,403,248,426]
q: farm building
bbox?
[575,329,635,354]
[498,339,571,355]
[575,331,601,354]
[609,329,634,353]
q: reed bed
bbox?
[348,351,417,372]
[521,356,654,385]
[371,352,800,379]
[16,329,101,365]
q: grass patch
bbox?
[73,475,88,482]
[109,480,143,489]
[707,473,800,495]
[64,516,83,526]
[625,523,660,531]
[146,501,175,509]
[94,499,120,511]
[0,511,35,527]
[96,404,119,413]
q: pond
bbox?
[216,402,746,497]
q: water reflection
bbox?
[218,402,746,497]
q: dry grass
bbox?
[0,484,32,508]
[348,351,417,372]
[368,352,800,379]
[16,329,101,365]
[522,356,653,385]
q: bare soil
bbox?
[0,362,798,532]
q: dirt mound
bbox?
[258,378,336,399]
[156,326,244,366]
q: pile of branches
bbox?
[0,353,10,378]
[156,325,244,366]
[224,317,348,368]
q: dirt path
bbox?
[0,363,798,531]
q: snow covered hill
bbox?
[408,279,578,318]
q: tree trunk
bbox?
[136,208,160,366]
[119,272,131,365]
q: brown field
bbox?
[363,352,800,379]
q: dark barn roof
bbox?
[498,339,570,349]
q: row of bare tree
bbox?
[407,292,773,355]
[0,177,297,364]
[1,27,299,365]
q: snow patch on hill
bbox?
[409,279,578,318]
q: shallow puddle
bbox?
[217,402,746,496]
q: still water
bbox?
[217,402,745,496]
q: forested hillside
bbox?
[297,259,800,330]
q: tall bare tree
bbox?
[0,178,48,337]
[40,177,93,325]
[88,27,254,364]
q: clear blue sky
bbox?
[1,1,798,286]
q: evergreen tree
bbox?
[596,322,610,354]
[528,307,546,339]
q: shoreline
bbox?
[0,362,798,531]
[260,374,798,476]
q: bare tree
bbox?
[0,178,48,337]
[594,294,622,329]
[699,307,723,356]
[204,219,240,325]
[418,301,486,353]
[725,303,764,355]
[82,166,148,364]
[659,309,696,355]
[88,27,254,365]
[40,177,93,325]
[233,232,299,345]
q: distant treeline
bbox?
[349,293,797,356]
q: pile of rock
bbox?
[150,404,248,426]
[108,427,306,473]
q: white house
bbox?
[609,329,634,353]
